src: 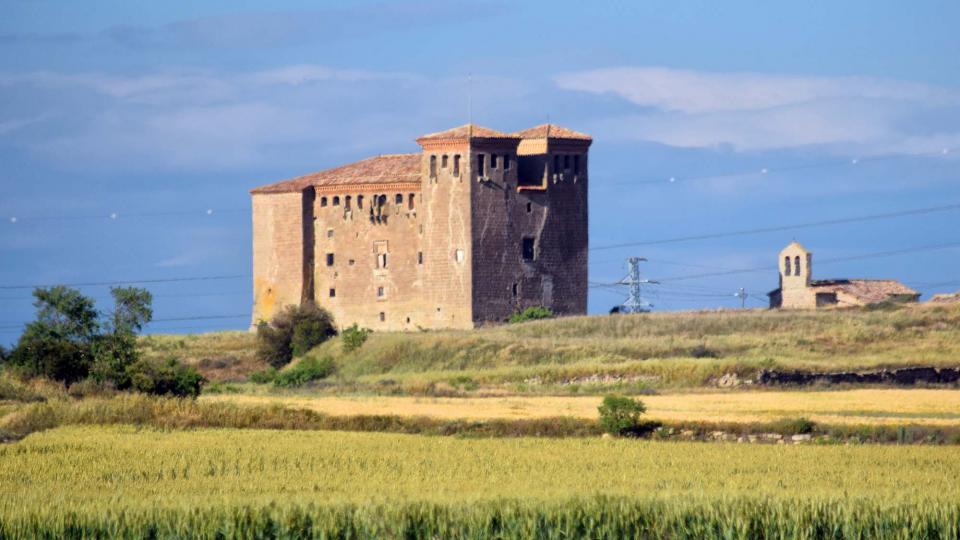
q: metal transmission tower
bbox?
[618,257,659,313]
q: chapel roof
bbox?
[512,123,593,141]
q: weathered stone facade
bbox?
[768,241,920,309]
[250,124,591,330]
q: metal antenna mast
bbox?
[619,257,658,313]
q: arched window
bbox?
[344,195,351,209]
[794,255,801,276]
[784,256,792,276]
[408,193,415,210]
[395,193,403,204]
[357,195,364,208]
[429,155,437,178]
[320,196,328,207]
[378,194,387,206]
[332,196,340,206]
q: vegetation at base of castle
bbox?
[256,303,337,368]
[273,356,336,387]
[508,306,555,323]
[2,286,203,398]
[341,323,373,353]
[5,426,960,538]
[597,395,649,436]
[248,366,278,384]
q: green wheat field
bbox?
[3,425,960,538]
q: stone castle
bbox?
[768,241,919,309]
[250,124,591,330]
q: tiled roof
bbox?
[250,153,420,194]
[810,279,920,304]
[416,124,518,142]
[512,124,592,141]
[929,292,960,303]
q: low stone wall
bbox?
[756,366,960,386]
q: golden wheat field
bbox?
[3,426,960,537]
[205,388,960,427]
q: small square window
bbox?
[327,229,334,238]
[329,288,336,298]
[379,312,385,322]
[395,193,403,204]
[326,253,334,266]
[377,286,385,297]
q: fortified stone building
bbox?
[768,241,919,309]
[250,124,591,330]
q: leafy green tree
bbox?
[91,287,154,388]
[598,395,647,437]
[9,286,100,384]
[256,304,337,368]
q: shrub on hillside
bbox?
[598,394,647,437]
[256,304,337,368]
[249,367,278,384]
[341,324,373,353]
[127,358,205,398]
[508,306,555,324]
[273,356,336,387]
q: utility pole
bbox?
[618,257,659,313]
[735,287,748,309]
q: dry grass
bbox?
[138,331,262,382]
[206,388,960,427]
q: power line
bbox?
[5,208,247,224]
[602,148,952,187]
[0,274,250,291]
[590,202,960,251]
[656,241,960,282]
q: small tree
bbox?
[9,286,100,384]
[598,395,647,437]
[341,324,372,353]
[91,287,154,388]
[256,304,337,368]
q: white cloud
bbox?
[555,67,960,152]
[0,65,537,172]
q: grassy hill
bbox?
[147,302,960,393]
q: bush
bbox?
[598,394,647,437]
[274,356,336,387]
[689,344,719,359]
[257,304,337,368]
[127,358,205,398]
[508,306,555,324]
[249,367,278,384]
[341,324,372,353]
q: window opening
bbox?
[326,253,335,266]
[379,312,385,322]
[522,237,535,261]
[526,202,532,213]
[377,286,385,298]
[332,196,340,206]
[453,155,460,176]
[512,283,518,297]
[329,288,336,298]
[417,252,423,265]
[491,154,498,169]
[784,256,792,276]
[430,155,437,178]
[477,154,485,177]
[408,193,415,210]
[442,155,448,168]
[794,255,802,276]
[455,249,465,263]
[320,197,328,207]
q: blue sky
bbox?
[1,0,959,341]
